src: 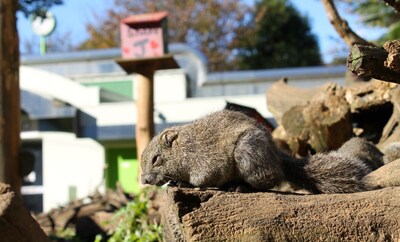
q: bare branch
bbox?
[321,0,375,47]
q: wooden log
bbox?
[280,105,310,156]
[0,183,50,241]
[51,207,76,231]
[303,90,353,151]
[266,79,334,125]
[161,187,400,241]
[385,53,400,73]
[383,39,400,73]
[382,39,400,74]
[365,159,400,188]
[269,79,397,153]
[35,188,132,236]
[345,80,395,112]
[347,44,400,84]
[280,87,352,154]
[378,86,400,148]
[383,39,400,54]
[345,80,396,142]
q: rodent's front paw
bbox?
[167,180,194,188]
[222,182,253,193]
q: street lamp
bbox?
[30,11,56,55]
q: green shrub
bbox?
[103,189,163,242]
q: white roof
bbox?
[20,65,100,108]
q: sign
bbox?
[120,12,168,59]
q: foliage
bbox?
[78,0,252,71]
[18,0,75,55]
[104,189,163,242]
[339,0,400,44]
[20,0,323,70]
[18,0,63,17]
[237,0,322,69]
[47,188,162,242]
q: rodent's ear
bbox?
[161,130,178,148]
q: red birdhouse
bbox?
[120,11,169,59]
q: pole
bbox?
[115,56,178,190]
[40,36,46,55]
[136,68,154,185]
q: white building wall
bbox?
[41,132,104,211]
[81,94,272,129]
[147,68,187,102]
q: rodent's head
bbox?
[141,128,187,186]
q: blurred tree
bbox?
[78,0,253,71]
[1,0,21,194]
[0,0,63,194]
[19,0,63,17]
[237,0,322,69]
[339,0,400,44]
[19,0,67,55]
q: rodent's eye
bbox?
[152,155,162,166]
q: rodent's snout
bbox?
[141,173,157,185]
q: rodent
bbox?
[141,110,387,194]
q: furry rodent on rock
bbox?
[141,110,386,194]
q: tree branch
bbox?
[383,0,400,13]
[321,0,374,47]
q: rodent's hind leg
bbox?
[234,129,285,191]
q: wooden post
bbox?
[135,69,155,178]
[116,55,178,188]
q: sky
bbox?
[16,0,386,64]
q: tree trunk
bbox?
[0,0,21,195]
[161,187,400,241]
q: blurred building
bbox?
[20,43,346,212]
